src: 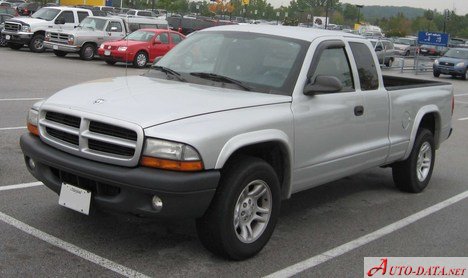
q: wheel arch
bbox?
[215,130,293,200]
[33,30,45,36]
[403,106,441,160]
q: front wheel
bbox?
[433,70,440,77]
[29,34,45,53]
[196,156,281,260]
[80,43,95,61]
[462,69,468,80]
[392,129,435,193]
[385,58,393,67]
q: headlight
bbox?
[140,138,203,171]
[21,25,31,32]
[27,108,39,136]
[68,35,74,45]
[456,62,465,67]
[434,59,439,65]
[117,46,127,52]
[45,32,50,41]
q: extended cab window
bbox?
[57,11,74,23]
[77,11,88,23]
[310,47,354,91]
[349,42,379,91]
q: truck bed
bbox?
[383,75,451,91]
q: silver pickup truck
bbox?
[44,16,169,60]
[20,25,453,260]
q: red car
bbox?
[97,29,185,68]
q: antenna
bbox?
[125,12,129,79]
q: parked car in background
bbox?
[448,38,466,48]
[433,48,468,79]
[17,2,40,16]
[4,0,24,9]
[393,37,417,56]
[126,17,168,31]
[167,16,236,35]
[2,6,93,52]
[44,16,129,60]
[0,12,13,46]
[419,44,448,56]
[0,5,18,16]
[126,9,158,18]
[370,39,395,67]
[97,29,184,68]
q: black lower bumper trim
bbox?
[20,133,220,218]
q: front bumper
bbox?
[20,134,220,218]
[433,65,466,75]
[44,41,80,53]
[98,49,133,62]
[1,30,33,44]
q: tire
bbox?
[133,51,148,68]
[392,129,435,193]
[53,50,67,57]
[433,71,440,77]
[8,42,23,50]
[105,60,116,65]
[196,156,281,260]
[0,35,7,47]
[462,69,468,80]
[79,43,95,61]
[385,58,393,67]
[29,34,45,53]
[405,50,410,56]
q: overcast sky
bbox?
[271,0,468,15]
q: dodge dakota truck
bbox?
[20,25,453,260]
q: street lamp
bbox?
[356,5,364,24]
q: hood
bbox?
[104,39,147,48]
[64,27,104,36]
[8,17,47,25]
[42,76,291,128]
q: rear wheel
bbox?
[133,51,148,68]
[392,128,435,193]
[29,34,45,53]
[196,156,281,260]
[8,42,23,50]
[80,43,96,61]
[53,50,67,57]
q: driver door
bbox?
[150,32,170,61]
[54,11,76,31]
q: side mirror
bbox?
[110,26,118,31]
[153,39,162,45]
[55,17,65,24]
[303,76,343,96]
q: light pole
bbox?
[356,5,364,24]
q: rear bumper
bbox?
[44,41,80,53]
[20,133,220,218]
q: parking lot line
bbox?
[0,126,26,131]
[459,117,468,121]
[0,98,43,101]
[0,211,151,278]
[264,190,468,278]
[0,181,42,191]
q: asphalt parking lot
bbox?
[0,47,467,277]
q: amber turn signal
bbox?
[27,123,39,136]
[140,156,203,172]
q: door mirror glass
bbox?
[303,76,343,96]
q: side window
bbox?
[349,42,379,91]
[310,47,354,91]
[157,33,169,44]
[170,33,182,45]
[107,21,122,32]
[57,11,75,23]
[127,10,136,15]
[77,12,89,23]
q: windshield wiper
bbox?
[190,72,251,91]
[152,66,186,82]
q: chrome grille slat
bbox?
[5,22,21,32]
[39,110,143,166]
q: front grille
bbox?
[46,127,79,145]
[39,110,142,166]
[89,139,135,156]
[49,32,69,41]
[4,22,21,32]
[440,62,454,66]
[46,111,81,128]
[89,121,137,141]
[51,167,121,196]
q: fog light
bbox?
[151,195,163,212]
[27,157,36,170]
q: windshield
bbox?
[151,31,308,95]
[79,17,107,30]
[394,38,412,45]
[32,8,60,21]
[443,49,468,59]
[124,30,155,42]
